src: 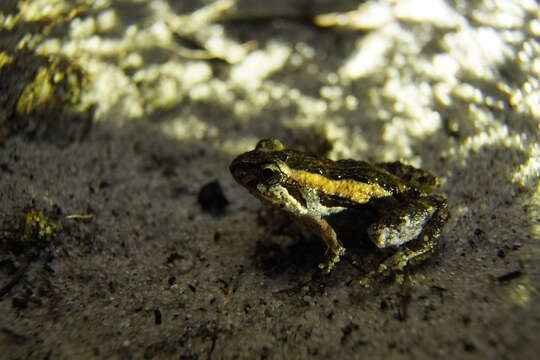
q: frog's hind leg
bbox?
[367,195,449,279]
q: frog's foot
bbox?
[358,237,437,286]
[319,246,346,274]
[382,249,413,272]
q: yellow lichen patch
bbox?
[23,209,60,240]
[288,168,391,203]
[16,67,55,115]
[0,51,14,67]
[15,57,86,117]
[508,281,536,308]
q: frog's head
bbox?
[229,139,287,197]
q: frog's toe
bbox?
[319,262,336,274]
[319,247,346,274]
[375,251,410,276]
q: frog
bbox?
[229,139,449,278]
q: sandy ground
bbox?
[1,0,539,359]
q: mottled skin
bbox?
[230,139,449,277]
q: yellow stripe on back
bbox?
[288,168,392,203]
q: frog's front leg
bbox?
[297,215,345,274]
[368,194,449,276]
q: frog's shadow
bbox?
[252,236,322,278]
[252,232,387,281]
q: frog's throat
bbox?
[256,183,345,217]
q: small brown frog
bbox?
[230,139,449,277]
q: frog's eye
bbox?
[261,165,281,185]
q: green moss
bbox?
[0,51,14,67]
[23,209,60,240]
[16,66,55,114]
[1,208,60,259]
[0,50,91,145]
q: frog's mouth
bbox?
[244,177,261,192]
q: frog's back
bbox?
[376,161,441,192]
[280,151,408,194]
